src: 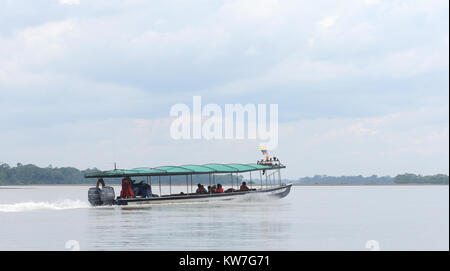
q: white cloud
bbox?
[244,46,261,56]
[0,0,448,177]
[0,19,79,72]
[364,0,380,5]
[277,106,449,177]
[59,0,80,5]
[1,106,447,178]
[319,15,339,28]
[220,0,280,19]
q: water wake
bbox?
[0,199,91,213]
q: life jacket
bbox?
[196,187,206,194]
[216,187,224,193]
[240,185,249,191]
[120,178,135,198]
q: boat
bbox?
[85,158,291,206]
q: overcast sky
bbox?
[0,0,448,178]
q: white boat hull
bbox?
[116,184,292,206]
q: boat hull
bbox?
[114,183,292,206]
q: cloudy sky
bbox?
[0,0,448,178]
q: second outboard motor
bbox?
[88,187,102,206]
[100,186,115,205]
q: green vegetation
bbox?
[0,163,448,185]
[0,163,97,185]
[394,173,449,184]
[298,175,394,185]
[296,174,449,185]
[0,163,242,185]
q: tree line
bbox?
[394,173,449,184]
[0,163,243,185]
[0,163,448,185]
[297,174,448,184]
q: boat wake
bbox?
[0,199,91,213]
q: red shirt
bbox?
[216,187,224,193]
[120,178,135,198]
[240,185,249,191]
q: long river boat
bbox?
[85,159,291,206]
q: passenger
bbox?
[240,181,249,191]
[209,185,217,194]
[196,184,208,194]
[200,184,209,194]
[120,177,135,198]
[225,188,236,193]
[216,184,224,193]
[96,178,105,188]
[131,179,140,196]
[143,184,152,198]
[130,180,150,197]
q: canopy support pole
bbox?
[158,176,162,196]
[186,175,189,195]
[249,171,252,189]
[169,176,172,195]
[230,174,233,191]
[148,176,152,195]
[260,171,263,189]
[209,174,211,190]
[278,169,281,186]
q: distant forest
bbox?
[0,163,243,185]
[298,174,449,185]
[0,163,448,185]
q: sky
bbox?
[0,0,448,179]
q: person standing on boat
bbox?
[96,178,105,188]
[120,177,135,198]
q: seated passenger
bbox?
[196,184,208,194]
[240,181,249,191]
[131,180,140,196]
[225,188,236,193]
[216,184,224,193]
[142,184,152,198]
[130,180,147,197]
[120,177,135,198]
[209,185,217,194]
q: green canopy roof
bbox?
[84,163,285,178]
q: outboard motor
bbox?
[88,187,102,206]
[100,186,115,205]
[88,186,116,206]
